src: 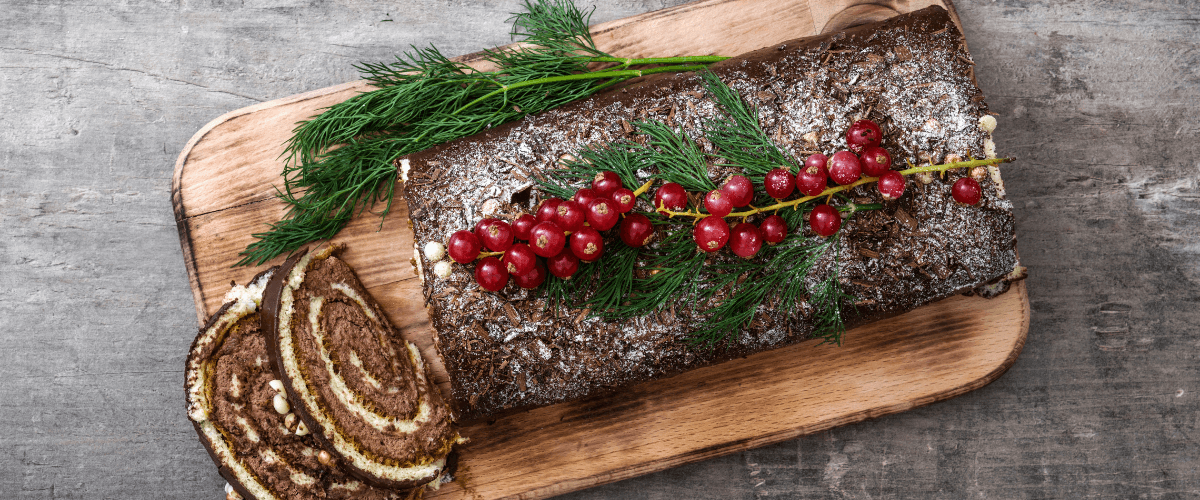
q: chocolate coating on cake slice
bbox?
[400,6,1018,421]
[185,270,406,500]
[261,246,461,490]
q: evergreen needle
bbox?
[238,0,728,266]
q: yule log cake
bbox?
[186,256,462,499]
[399,6,1023,422]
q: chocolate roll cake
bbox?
[184,270,409,499]
[261,245,462,490]
[401,6,1020,421]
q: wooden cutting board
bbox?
[172,0,1028,498]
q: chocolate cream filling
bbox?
[262,246,461,489]
[185,271,407,500]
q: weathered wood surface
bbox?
[170,1,1031,498]
[1,1,1198,499]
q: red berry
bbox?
[570,227,604,261]
[827,151,862,185]
[547,248,580,279]
[529,222,566,258]
[654,182,688,213]
[592,171,624,197]
[805,153,828,172]
[877,171,906,201]
[511,213,537,240]
[764,168,795,199]
[501,243,536,276]
[952,177,983,205]
[703,189,733,217]
[513,259,547,289]
[573,188,599,208]
[720,175,754,207]
[474,217,498,241]
[846,119,882,154]
[536,198,562,222]
[479,219,514,252]
[809,204,841,237]
[447,230,481,264]
[474,256,508,292]
[554,200,586,232]
[797,163,828,197]
[760,215,788,244]
[860,146,892,177]
[586,198,620,231]
[693,216,730,252]
[609,188,636,213]
[729,222,764,259]
[619,213,655,247]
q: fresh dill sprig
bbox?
[701,71,794,179]
[689,236,837,346]
[809,239,856,345]
[238,0,728,266]
[634,120,716,192]
[609,219,706,319]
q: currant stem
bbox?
[656,157,1012,220]
[632,179,655,197]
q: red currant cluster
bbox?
[445,172,640,291]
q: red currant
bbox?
[511,213,537,240]
[859,146,892,177]
[474,217,498,242]
[729,222,764,258]
[952,177,982,205]
[554,200,586,232]
[610,188,636,213]
[592,171,624,197]
[797,163,828,197]
[720,175,754,207]
[573,188,599,208]
[805,153,828,172]
[501,243,536,276]
[877,171,906,201]
[547,247,579,279]
[827,151,862,185]
[654,182,688,214]
[704,189,733,217]
[529,221,566,258]
[693,216,730,252]
[764,168,795,199]
[619,213,655,247]
[513,259,547,289]
[479,219,514,252]
[846,119,882,154]
[474,256,508,292]
[570,227,604,261]
[586,198,619,231]
[536,198,562,222]
[447,230,482,264]
[760,214,788,244]
[809,204,841,237]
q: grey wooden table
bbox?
[3,0,1198,498]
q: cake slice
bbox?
[400,6,1021,421]
[261,245,462,490]
[185,270,409,499]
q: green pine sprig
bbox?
[237,0,729,266]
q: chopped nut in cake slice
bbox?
[185,269,409,500]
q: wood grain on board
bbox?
[171,0,1028,498]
